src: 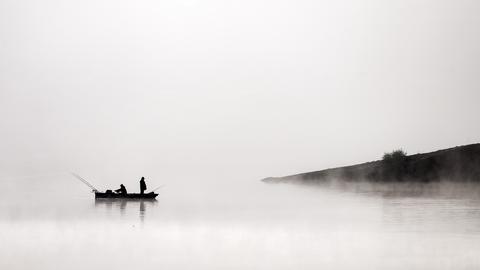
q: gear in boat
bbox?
[95,190,158,199]
[72,173,160,200]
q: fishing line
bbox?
[71,173,99,193]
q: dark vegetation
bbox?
[381,149,408,180]
[262,144,480,184]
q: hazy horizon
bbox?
[2,2,480,269]
[1,0,480,186]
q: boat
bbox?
[95,190,158,200]
[71,173,161,200]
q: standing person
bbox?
[140,177,147,194]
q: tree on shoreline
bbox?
[382,149,409,180]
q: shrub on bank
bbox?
[382,149,409,180]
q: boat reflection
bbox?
[94,199,158,222]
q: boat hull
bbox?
[95,192,158,200]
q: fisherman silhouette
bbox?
[115,184,127,195]
[140,177,147,194]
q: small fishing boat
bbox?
[72,173,162,200]
[95,190,158,200]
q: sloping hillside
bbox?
[262,144,480,184]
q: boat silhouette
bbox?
[95,190,158,200]
[71,173,160,200]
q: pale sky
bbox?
[1,0,479,186]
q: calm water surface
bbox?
[1,179,480,270]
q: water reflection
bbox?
[299,180,480,235]
[94,199,158,222]
[311,180,480,199]
[2,181,480,269]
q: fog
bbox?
[1,0,480,187]
[2,176,480,269]
[2,1,480,269]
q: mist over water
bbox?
[2,0,480,268]
[1,175,480,270]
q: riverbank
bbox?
[263,143,480,184]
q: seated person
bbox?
[115,184,127,194]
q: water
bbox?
[1,178,480,270]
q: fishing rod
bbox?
[71,173,99,193]
[151,185,165,192]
